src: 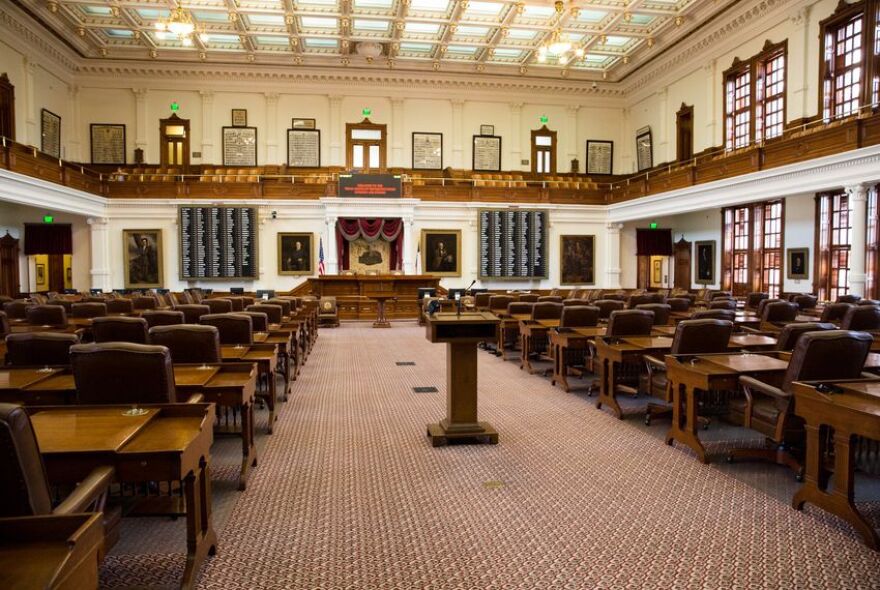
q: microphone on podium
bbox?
[465,280,477,295]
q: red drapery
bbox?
[336,218,403,271]
[24,223,72,255]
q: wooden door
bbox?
[673,238,691,290]
[47,254,65,293]
[676,104,693,162]
[159,114,190,168]
[0,73,14,141]
[346,119,386,171]
[636,256,650,290]
[0,232,20,297]
[531,126,557,174]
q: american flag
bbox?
[318,237,326,276]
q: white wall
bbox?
[782,192,816,294]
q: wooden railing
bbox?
[2,107,879,206]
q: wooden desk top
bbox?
[31,407,160,453]
[794,381,880,421]
[621,336,675,349]
[535,319,561,328]
[253,332,268,343]
[570,327,607,337]
[0,368,58,390]
[221,344,250,360]
[173,365,220,387]
[838,381,880,399]
[728,334,778,348]
[701,353,789,373]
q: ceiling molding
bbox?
[0,3,78,80]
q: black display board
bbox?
[479,209,547,279]
[338,174,402,198]
[179,206,258,280]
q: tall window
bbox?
[866,187,879,299]
[722,200,784,297]
[724,41,787,151]
[758,201,783,298]
[530,127,556,175]
[816,192,851,301]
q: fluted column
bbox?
[605,222,623,289]
[657,88,669,162]
[391,97,404,168]
[67,85,81,162]
[87,217,111,291]
[847,183,868,296]
[704,60,716,149]
[509,102,523,170]
[325,215,339,274]
[24,59,37,146]
[200,90,214,164]
[402,216,415,274]
[265,92,279,164]
[328,95,343,167]
[789,6,812,119]
[133,88,148,157]
[565,105,579,167]
[451,99,464,169]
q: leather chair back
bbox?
[132,296,157,311]
[148,325,221,364]
[531,302,563,320]
[782,330,873,390]
[142,310,185,328]
[26,305,66,327]
[518,294,540,303]
[5,332,79,366]
[562,298,585,306]
[756,298,782,318]
[175,304,211,324]
[187,289,203,303]
[71,342,176,405]
[507,302,534,316]
[692,309,736,321]
[666,298,691,312]
[267,298,292,316]
[841,305,880,331]
[820,303,853,322]
[474,293,492,308]
[241,311,269,332]
[247,304,283,324]
[205,298,233,314]
[537,295,563,303]
[600,292,627,302]
[72,302,109,318]
[560,305,600,327]
[29,294,47,305]
[92,316,149,344]
[172,291,193,305]
[775,322,836,351]
[225,297,245,312]
[606,310,654,336]
[858,299,880,306]
[793,294,818,310]
[82,296,106,304]
[709,299,737,310]
[488,295,515,313]
[745,292,768,310]
[593,299,625,319]
[200,313,254,345]
[837,294,861,304]
[240,296,255,307]
[672,319,733,355]
[636,303,672,325]
[47,299,72,312]
[0,311,9,337]
[0,403,52,516]
[707,290,732,301]
[763,301,797,322]
[3,300,29,319]
[627,294,655,309]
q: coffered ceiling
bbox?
[25,0,732,80]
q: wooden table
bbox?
[0,367,60,392]
[594,336,675,419]
[792,379,880,550]
[665,352,790,463]
[241,343,279,433]
[368,293,396,328]
[494,312,530,359]
[549,327,605,392]
[519,319,560,374]
[221,344,250,361]
[27,404,217,589]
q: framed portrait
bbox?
[222,126,258,166]
[412,132,443,170]
[123,229,163,288]
[231,109,248,127]
[560,235,595,285]
[787,248,809,279]
[694,240,716,285]
[586,140,613,175]
[292,118,316,129]
[36,263,46,284]
[90,123,126,165]
[41,108,61,159]
[636,126,653,172]
[278,233,314,276]
[472,135,501,172]
[421,229,462,277]
[480,124,494,135]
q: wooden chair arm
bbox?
[186,393,204,404]
[643,355,666,370]
[53,466,113,515]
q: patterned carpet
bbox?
[101,323,880,589]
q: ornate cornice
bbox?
[0,4,78,77]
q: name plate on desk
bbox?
[339,174,401,198]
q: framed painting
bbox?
[278,233,314,275]
[559,235,595,285]
[636,126,653,172]
[41,108,61,158]
[123,229,163,288]
[231,109,248,127]
[480,124,495,135]
[421,229,462,277]
[787,248,809,279]
[694,240,716,285]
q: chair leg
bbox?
[726,443,804,480]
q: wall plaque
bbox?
[473,135,501,172]
[585,140,613,175]
[41,108,61,159]
[287,129,320,168]
[479,208,548,279]
[231,109,247,127]
[292,118,316,129]
[412,132,443,170]
[222,126,257,167]
[636,126,653,172]
[90,123,126,165]
[179,206,258,280]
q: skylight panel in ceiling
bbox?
[136,8,170,21]
[629,14,655,25]
[105,29,134,39]
[354,19,391,32]
[491,48,522,59]
[304,37,339,48]
[192,11,229,23]
[446,45,477,55]
[409,0,450,11]
[247,14,287,26]
[603,36,630,46]
[506,28,537,40]
[297,0,339,6]
[404,22,441,35]
[399,42,434,54]
[354,0,394,7]
[566,32,585,43]
[204,33,242,44]
[463,1,504,17]
[520,5,555,19]
[81,5,113,17]
[256,35,290,45]
[300,16,338,28]
[455,25,490,37]
[575,9,607,23]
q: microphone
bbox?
[465,280,477,294]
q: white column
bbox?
[509,102,523,170]
[847,183,869,297]
[451,99,464,169]
[605,222,623,289]
[265,92,279,164]
[402,216,414,274]
[133,88,148,157]
[328,95,343,167]
[656,88,669,162]
[200,90,214,164]
[704,60,716,149]
[325,215,339,274]
[565,105,579,168]
[87,217,111,291]
[620,108,631,173]
[67,84,81,162]
[391,97,404,167]
[24,59,37,146]
[789,6,812,119]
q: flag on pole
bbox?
[318,237,326,276]
[415,239,421,274]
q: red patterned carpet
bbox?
[102,323,880,589]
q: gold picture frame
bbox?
[694,240,716,285]
[421,229,462,277]
[559,235,595,285]
[123,229,163,288]
[278,232,314,276]
[787,248,809,279]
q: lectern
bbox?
[425,311,500,446]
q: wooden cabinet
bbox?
[0,231,20,298]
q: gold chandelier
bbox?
[536,29,584,65]
[154,4,207,46]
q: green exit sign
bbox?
[649,222,658,229]
[43,215,54,223]
[170,101,180,112]
[362,107,372,116]
[540,115,548,124]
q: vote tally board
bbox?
[479,209,548,279]
[179,206,258,279]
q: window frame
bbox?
[721,199,784,297]
[814,191,852,302]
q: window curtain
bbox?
[23,223,72,255]
[635,229,672,256]
[335,218,403,271]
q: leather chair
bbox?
[267,298,293,317]
[729,330,873,477]
[172,291,193,305]
[242,311,269,332]
[820,302,853,323]
[225,297,245,312]
[142,310,185,328]
[187,289,203,303]
[495,301,533,353]
[628,294,662,309]
[709,299,737,310]
[240,296,255,307]
[107,297,134,313]
[606,309,655,336]
[131,296,157,311]
[175,304,211,324]
[70,342,189,404]
[837,294,861,304]
[92,316,149,344]
[204,298,233,314]
[72,302,109,318]
[531,301,563,321]
[537,295,563,303]
[200,313,254,345]
[858,299,880,306]
[3,299,29,320]
[667,298,691,312]
[507,302,534,316]
[0,311,9,338]
[593,299,625,319]
[5,332,79,366]
[762,301,797,325]
[840,305,880,331]
[47,298,72,312]
[793,294,818,310]
[0,403,116,540]
[82,296,107,304]
[707,290,732,301]
[756,298,781,319]
[247,304,283,325]
[488,295,515,315]
[636,303,672,325]
[519,294,540,303]
[643,319,734,424]
[745,292,769,310]
[774,322,836,351]
[560,305,600,327]
[148,325,221,364]
[25,305,67,327]
[600,292,628,302]
[317,298,339,327]
[692,309,736,321]
[562,298,587,306]
[474,293,492,309]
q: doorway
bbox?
[160,114,190,168]
[0,231,20,297]
[23,223,72,293]
[530,126,557,174]
[673,237,692,290]
[346,119,387,171]
[676,104,694,162]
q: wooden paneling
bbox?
[762,120,860,169]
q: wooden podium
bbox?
[425,311,500,446]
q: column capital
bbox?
[87,217,109,227]
[565,105,580,116]
[328,94,344,104]
[846,183,869,201]
[132,88,148,100]
[703,59,715,74]
[450,98,465,107]
[605,222,623,232]
[199,90,214,98]
[509,102,523,111]
[265,92,279,102]
[391,97,405,106]
[790,5,810,27]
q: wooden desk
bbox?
[265,329,296,398]
[221,344,250,361]
[519,320,558,374]
[27,404,217,589]
[307,275,440,320]
[0,513,104,590]
[241,343,279,433]
[594,336,674,419]
[368,293,396,328]
[792,379,880,550]
[0,367,59,391]
[549,327,605,392]
[665,352,789,463]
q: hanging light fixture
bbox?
[154,3,197,43]
[536,29,582,65]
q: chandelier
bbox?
[154,4,207,46]
[536,29,584,65]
